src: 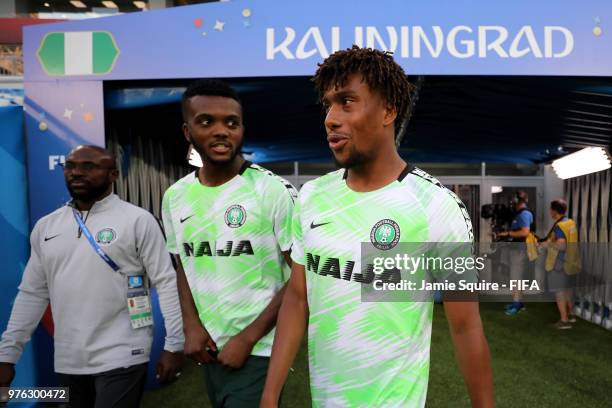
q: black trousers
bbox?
[56,363,148,408]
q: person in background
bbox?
[540,199,580,330]
[497,191,534,316]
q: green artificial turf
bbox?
[142,303,612,407]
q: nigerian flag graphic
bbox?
[37,32,120,76]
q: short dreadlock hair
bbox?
[181,79,242,121]
[312,45,414,134]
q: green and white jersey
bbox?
[162,161,297,357]
[292,165,473,408]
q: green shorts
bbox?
[203,355,270,408]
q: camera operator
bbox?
[496,191,534,316]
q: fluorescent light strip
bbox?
[133,1,147,9]
[70,1,87,8]
[101,1,118,8]
[552,147,611,179]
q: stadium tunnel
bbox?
[103,74,612,231]
[103,74,612,335]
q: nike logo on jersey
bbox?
[310,221,331,229]
[44,234,60,242]
[180,215,194,223]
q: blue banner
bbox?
[23,0,612,81]
[0,105,36,407]
[24,81,105,223]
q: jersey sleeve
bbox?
[427,189,476,284]
[429,189,474,244]
[161,189,179,255]
[0,220,50,364]
[267,177,297,252]
[290,192,305,266]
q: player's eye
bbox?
[227,119,240,128]
[199,118,210,126]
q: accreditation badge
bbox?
[127,275,153,329]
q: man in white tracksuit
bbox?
[0,145,184,408]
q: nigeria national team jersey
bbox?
[291,165,473,408]
[162,161,297,357]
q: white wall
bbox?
[542,164,565,233]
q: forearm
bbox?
[241,285,287,344]
[0,290,49,364]
[509,230,528,239]
[450,323,494,407]
[174,256,203,330]
[262,286,308,400]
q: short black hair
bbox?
[181,79,242,120]
[515,191,528,204]
[550,199,567,215]
[312,45,414,134]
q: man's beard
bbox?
[193,139,243,166]
[333,145,369,170]
[67,182,110,202]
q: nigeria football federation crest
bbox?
[370,219,400,250]
[96,228,117,245]
[225,205,247,228]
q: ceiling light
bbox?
[44,2,50,7]
[133,1,147,9]
[187,145,203,168]
[101,1,118,8]
[552,147,611,179]
[70,1,87,8]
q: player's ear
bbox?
[182,123,191,143]
[383,104,397,128]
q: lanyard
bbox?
[72,208,120,272]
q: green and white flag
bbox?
[37,31,120,76]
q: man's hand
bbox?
[184,325,218,364]
[0,363,15,406]
[156,351,185,384]
[217,332,255,370]
[0,363,15,388]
